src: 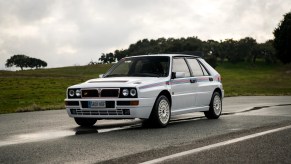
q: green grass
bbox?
[0,62,291,114]
[0,64,112,114]
[216,62,291,96]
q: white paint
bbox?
[141,125,291,164]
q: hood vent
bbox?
[88,81,128,83]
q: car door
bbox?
[171,57,197,112]
[186,58,213,107]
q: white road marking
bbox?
[141,125,291,164]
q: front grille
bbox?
[70,109,130,116]
[81,88,119,98]
[82,89,98,97]
[101,89,119,97]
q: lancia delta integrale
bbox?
[65,54,224,127]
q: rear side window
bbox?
[172,58,191,77]
[186,58,208,76]
[199,62,210,76]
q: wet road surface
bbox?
[0,96,290,163]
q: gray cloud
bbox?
[0,0,290,70]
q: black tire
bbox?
[204,92,222,119]
[143,95,171,128]
[74,118,97,127]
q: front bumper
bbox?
[222,89,225,98]
[65,97,155,119]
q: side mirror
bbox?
[99,74,104,78]
[172,72,185,79]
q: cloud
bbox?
[0,0,291,70]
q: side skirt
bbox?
[171,106,209,116]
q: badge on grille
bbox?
[97,88,102,97]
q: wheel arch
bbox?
[157,90,172,107]
[213,87,222,97]
[144,89,172,127]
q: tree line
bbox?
[5,54,47,70]
[98,37,276,67]
[98,11,291,66]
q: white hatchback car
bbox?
[65,54,224,127]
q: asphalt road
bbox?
[0,96,290,163]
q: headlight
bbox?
[119,88,137,98]
[122,89,129,96]
[75,89,81,97]
[130,89,137,97]
[69,90,75,97]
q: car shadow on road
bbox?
[71,114,230,135]
[73,127,98,135]
[72,119,143,135]
[72,115,221,135]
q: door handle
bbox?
[209,77,213,81]
[190,79,196,83]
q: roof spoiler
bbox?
[168,51,204,57]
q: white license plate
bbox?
[88,101,105,108]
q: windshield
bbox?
[104,56,170,77]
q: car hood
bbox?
[69,77,168,89]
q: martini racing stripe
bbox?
[139,77,211,90]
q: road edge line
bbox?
[140,125,291,164]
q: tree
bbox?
[98,53,108,64]
[220,39,240,63]
[5,54,47,70]
[237,37,257,63]
[98,53,116,64]
[5,54,29,70]
[34,58,47,69]
[114,50,126,61]
[274,11,291,64]
[260,40,276,64]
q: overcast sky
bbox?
[0,0,290,70]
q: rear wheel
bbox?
[74,118,97,127]
[204,92,222,119]
[143,95,171,128]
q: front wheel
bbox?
[74,118,97,127]
[204,92,222,119]
[143,95,171,128]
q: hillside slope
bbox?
[0,62,290,114]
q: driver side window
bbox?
[172,58,191,77]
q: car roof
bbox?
[127,54,200,58]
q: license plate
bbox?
[88,101,105,108]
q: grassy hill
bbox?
[0,64,112,114]
[1,62,291,114]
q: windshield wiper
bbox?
[105,74,127,77]
[131,73,160,77]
